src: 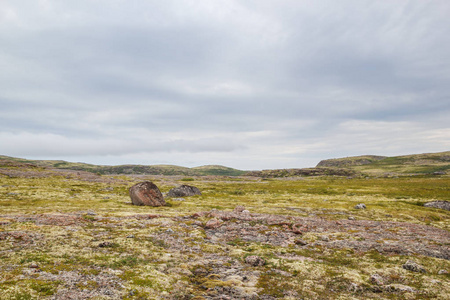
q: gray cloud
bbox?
[1,0,449,169]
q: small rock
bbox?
[245,255,265,266]
[402,260,427,273]
[354,203,366,209]
[167,185,201,197]
[370,274,384,285]
[205,218,222,229]
[384,284,416,293]
[292,223,303,235]
[233,205,245,213]
[193,220,203,226]
[424,200,450,211]
[242,210,250,214]
[98,241,113,248]
[166,228,174,234]
[320,236,330,242]
[29,262,39,269]
[87,211,96,216]
[126,235,135,239]
[348,216,356,220]
[294,239,308,246]
[171,198,186,201]
[438,269,448,275]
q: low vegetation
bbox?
[0,154,449,299]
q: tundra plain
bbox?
[0,158,449,299]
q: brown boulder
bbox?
[129,182,166,206]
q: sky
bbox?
[1,0,449,170]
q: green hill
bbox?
[316,151,450,175]
[0,155,246,176]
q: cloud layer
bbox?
[1,0,449,169]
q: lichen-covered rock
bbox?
[233,205,245,213]
[354,203,366,209]
[167,185,201,197]
[245,255,265,266]
[129,181,166,206]
[402,260,427,273]
[205,218,222,229]
[370,274,384,285]
[424,200,450,211]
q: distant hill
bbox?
[0,155,246,176]
[2,151,449,177]
[316,151,450,175]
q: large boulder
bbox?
[167,185,201,197]
[129,182,166,206]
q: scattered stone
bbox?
[433,171,446,175]
[242,210,250,214]
[126,235,135,238]
[245,255,265,266]
[205,218,222,229]
[193,220,203,227]
[402,260,427,273]
[354,203,366,209]
[87,211,96,216]
[384,284,417,293]
[233,205,245,213]
[424,201,450,211]
[98,242,113,248]
[370,274,384,286]
[438,269,448,275]
[292,223,303,235]
[129,182,166,207]
[348,216,356,220]
[0,218,12,226]
[320,235,330,242]
[167,185,201,197]
[171,198,186,201]
[166,228,174,234]
[29,262,39,269]
[294,239,308,246]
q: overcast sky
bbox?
[1,0,449,170]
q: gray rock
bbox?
[438,269,448,275]
[233,205,245,213]
[167,185,201,197]
[354,203,366,209]
[245,255,265,266]
[129,182,166,207]
[402,260,427,273]
[424,201,450,211]
[370,274,384,285]
[384,284,416,293]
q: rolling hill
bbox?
[316,151,450,175]
[0,155,246,176]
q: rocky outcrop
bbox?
[424,201,450,211]
[317,155,386,168]
[245,167,359,178]
[167,185,201,197]
[129,182,166,206]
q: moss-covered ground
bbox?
[0,165,449,299]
